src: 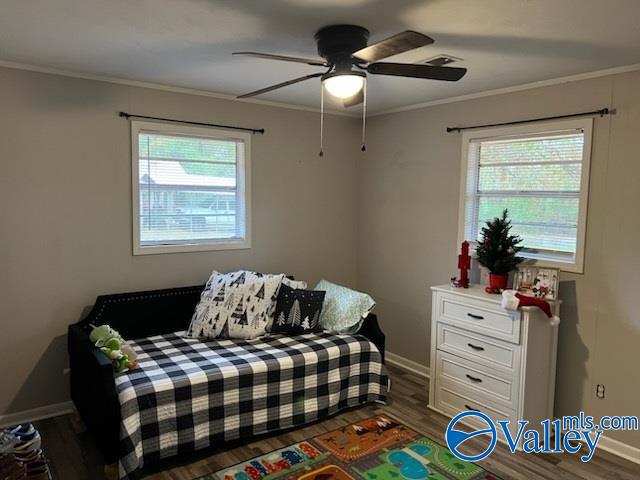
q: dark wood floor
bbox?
[36,365,639,480]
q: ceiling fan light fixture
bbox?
[322,73,365,99]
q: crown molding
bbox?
[370,63,640,117]
[2,59,640,120]
[0,59,357,117]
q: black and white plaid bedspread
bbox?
[114,331,388,479]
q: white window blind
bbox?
[132,121,251,254]
[460,119,592,272]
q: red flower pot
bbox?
[488,273,509,292]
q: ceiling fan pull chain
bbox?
[319,82,324,157]
[361,77,367,152]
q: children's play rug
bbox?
[202,415,501,480]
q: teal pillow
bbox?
[314,280,375,333]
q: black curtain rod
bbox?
[118,112,265,135]
[446,108,613,133]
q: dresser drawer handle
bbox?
[464,404,480,412]
[466,374,482,383]
[467,343,485,351]
[467,313,484,320]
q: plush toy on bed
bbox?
[89,324,138,373]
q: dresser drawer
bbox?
[437,292,521,344]
[436,323,520,373]
[436,350,518,409]
[434,382,516,425]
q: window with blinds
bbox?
[460,119,593,272]
[131,121,251,254]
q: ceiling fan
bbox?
[233,25,467,107]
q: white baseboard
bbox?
[551,417,640,465]
[0,401,75,428]
[386,351,430,379]
[597,433,640,465]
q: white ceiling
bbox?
[1,0,640,114]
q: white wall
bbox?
[358,70,640,449]
[0,66,360,415]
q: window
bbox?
[458,118,593,273]
[131,121,251,254]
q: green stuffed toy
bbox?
[89,324,138,373]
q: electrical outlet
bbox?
[596,384,605,399]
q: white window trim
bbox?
[457,118,593,273]
[131,120,252,255]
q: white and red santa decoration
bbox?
[501,290,560,326]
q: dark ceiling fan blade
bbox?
[367,62,467,81]
[352,31,434,63]
[237,72,324,99]
[233,51,327,67]
[343,90,364,108]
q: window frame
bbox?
[131,120,252,255]
[457,118,593,273]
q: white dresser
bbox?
[429,284,559,442]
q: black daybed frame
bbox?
[68,285,386,464]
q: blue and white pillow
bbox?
[314,280,375,333]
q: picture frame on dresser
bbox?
[513,266,560,300]
[428,284,560,449]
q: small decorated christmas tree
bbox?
[476,209,524,290]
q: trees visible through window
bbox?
[459,119,593,272]
[132,121,251,254]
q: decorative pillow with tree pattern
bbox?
[187,270,285,340]
[271,284,326,334]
